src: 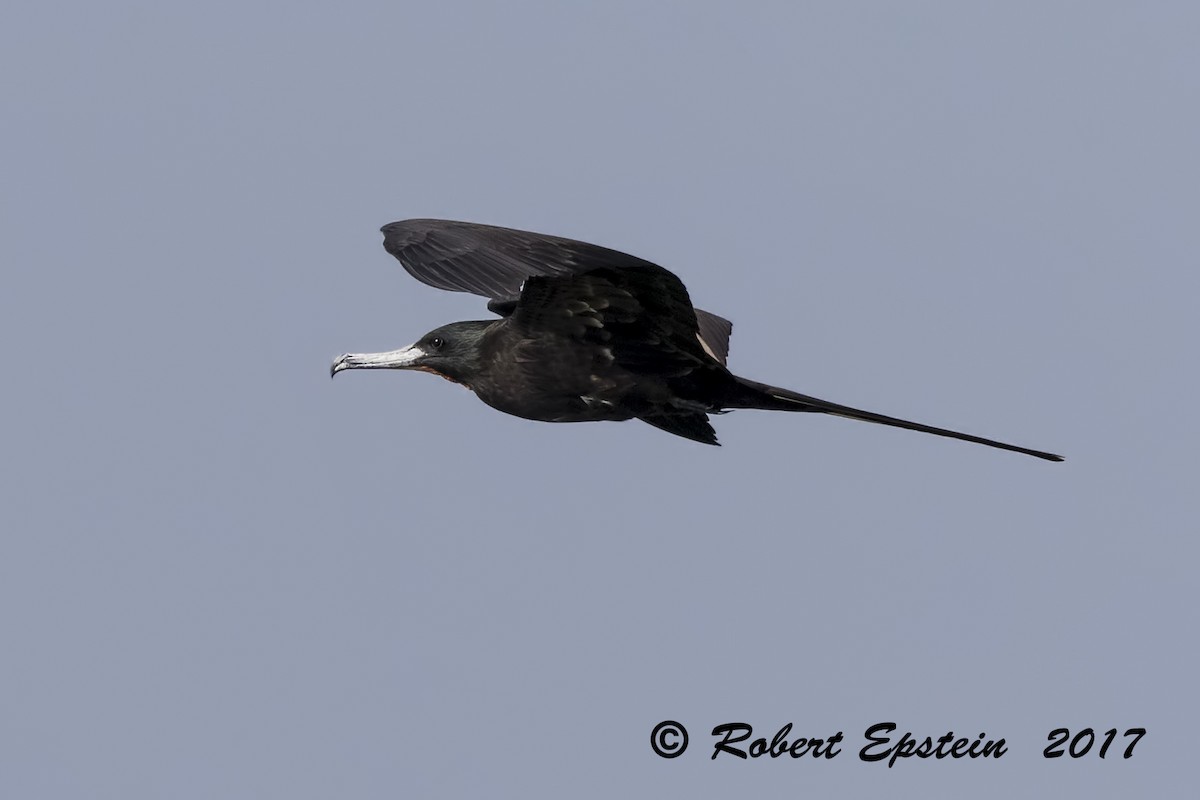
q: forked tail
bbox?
[731,377,1064,462]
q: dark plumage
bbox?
[331,219,1063,461]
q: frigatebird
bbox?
[331,219,1063,461]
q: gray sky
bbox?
[2,2,1196,797]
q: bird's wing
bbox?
[510,264,717,379]
[693,309,732,365]
[380,219,733,365]
[638,412,719,446]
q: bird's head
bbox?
[331,320,491,387]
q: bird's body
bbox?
[332,219,1063,461]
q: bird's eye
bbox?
[429,336,444,349]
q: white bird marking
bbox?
[580,394,615,409]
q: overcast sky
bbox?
[2,2,1196,797]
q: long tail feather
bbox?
[733,377,1064,462]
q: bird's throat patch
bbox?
[415,364,469,389]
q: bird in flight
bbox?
[332,219,1063,461]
